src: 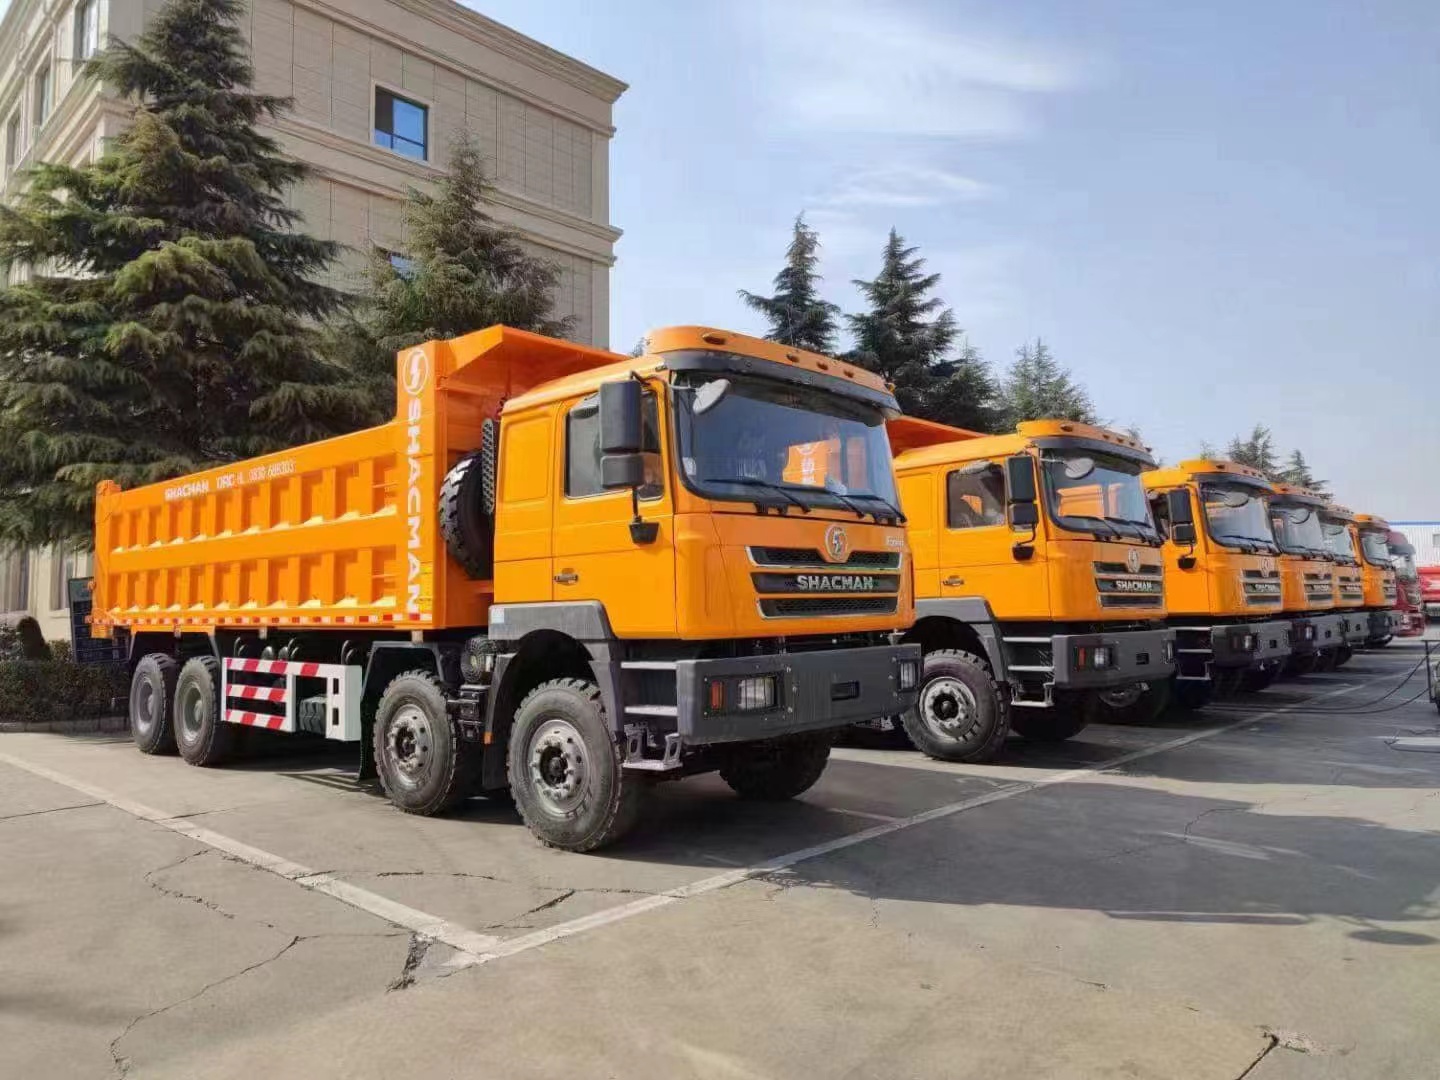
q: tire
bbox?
[900,649,1009,763]
[720,734,832,800]
[1210,667,1245,699]
[508,678,643,852]
[129,653,179,755]
[1315,648,1339,672]
[1171,679,1213,712]
[374,671,478,816]
[1011,693,1089,743]
[174,656,235,766]
[1241,664,1280,694]
[1088,680,1171,725]
[1370,635,1392,648]
[1286,652,1320,677]
[1333,645,1354,669]
[438,422,497,580]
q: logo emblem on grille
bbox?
[1261,556,1276,574]
[1126,547,1141,573]
[824,524,849,563]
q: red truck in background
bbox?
[1419,564,1440,626]
[1388,531,1426,635]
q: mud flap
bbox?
[357,706,377,781]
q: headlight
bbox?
[897,659,919,691]
[735,675,778,712]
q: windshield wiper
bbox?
[847,491,907,524]
[1106,516,1159,543]
[1213,533,1263,553]
[703,476,810,515]
[1061,514,1119,538]
[820,480,870,521]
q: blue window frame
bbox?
[374,88,427,160]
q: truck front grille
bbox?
[1093,561,1163,608]
[759,596,899,618]
[749,546,901,570]
[1243,581,1283,604]
[1098,593,1164,609]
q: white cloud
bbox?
[819,164,992,208]
[751,0,1081,138]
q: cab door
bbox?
[551,389,677,637]
[936,459,1045,619]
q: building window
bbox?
[33,64,52,130]
[946,462,1008,530]
[50,549,81,611]
[373,88,427,160]
[564,392,661,499]
[74,0,100,62]
[5,111,21,172]
[386,251,416,278]
[0,551,30,614]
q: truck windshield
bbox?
[673,371,900,517]
[1321,519,1357,563]
[1390,545,1417,581]
[1040,450,1159,544]
[1270,504,1327,556]
[1359,530,1392,569]
[1202,483,1278,552]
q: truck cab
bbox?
[1139,460,1292,706]
[1387,531,1426,637]
[94,325,921,851]
[887,417,1176,762]
[1320,503,1370,661]
[1355,513,1402,645]
[1268,483,1345,673]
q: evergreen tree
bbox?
[847,229,999,430]
[1198,440,1221,460]
[0,0,368,547]
[1276,448,1329,494]
[1225,424,1280,477]
[995,339,1097,428]
[330,133,574,407]
[738,214,840,354]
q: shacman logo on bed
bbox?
[404,348,429,615]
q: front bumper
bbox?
[675,643,921,745]
[1425,601,1440,619]
[1050,627,1176,689]
[1301,613,1345,653]
[1366,610,1401,640]
[1209,620,1291,669]
[1398,612,1426,637]
[1337,611,1370,646]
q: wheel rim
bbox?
[526,717,589,817]
[132,678,157,735]
[1098,685,1143,710]
[385,704,434,791]
[917,676,979,741]
[178,683,205,741]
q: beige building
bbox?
[0,0,625,639]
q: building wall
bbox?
[0,0,625,636]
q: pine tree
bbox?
[738,214,840,354]
[1225,424,1280,477]
[847,229,998,429]
[330,133,575,407]
[1276,448,1329,494]
[1198,440,1221,460]
[0,0,368,547]
[995,339,1097,429]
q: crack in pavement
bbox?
[0,801,104,823]
[366,868,663,900]
[388,933,431,992]
[1235,1032,1279,1080]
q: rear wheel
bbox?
[129,654,179,756]
[374,671,477,816]
[174,657,235,766]
[1011,693,1088,743]
[1171,680,1213,712]
[720,735,831,800]
[1089,680,1171,725]
[900,649,1009,763]
[509,678,644,852]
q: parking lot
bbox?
[2,641,1437,1080]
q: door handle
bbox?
[943,576,964,587]
[554,570,578,585]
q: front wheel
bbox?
[1333,645,1354,669]
[1241,663,1281,694]
[508,678,644,852]
[1089,681,1171,725]
[374,671,477,816]
[720,735,831,800]
[900,649,1009,763]
[1286,652,1320,677]
[1210,667,1245,699]
[1011,693,1088,743]
[1171,679,1213,712]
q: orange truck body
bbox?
[1267,482,1347,669]
[93,325,921,851]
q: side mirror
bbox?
[601,453,645,491]
[1172,521,1197,545]
[1006,455,1037,504]
[1167,488,1194,527]
[600,380,643,454]
[1010,501,1039,529]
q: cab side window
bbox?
[1150,492,1172,540]
[565,392,662,499]
[946,462,1007,530]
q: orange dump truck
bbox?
[92,326,920,850]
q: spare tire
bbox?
[439,419,497,579]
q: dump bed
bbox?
[92,327,626,637]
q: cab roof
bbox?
[1356,512,1392,532]
[1322,502,1358,523]
[1142,458,1272,491]
[1269,480,1328,508]
[889,417,1154,471]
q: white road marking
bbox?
[822,807,904,824]
[0,677,1375,975]
[0,753,504,959]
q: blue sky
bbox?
[471,0,1439,518]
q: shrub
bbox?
[0,654,128,725]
